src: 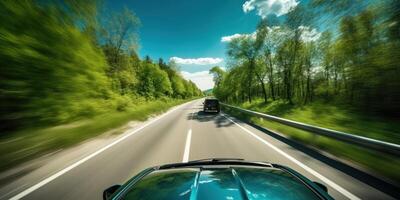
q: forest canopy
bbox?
[211,0,400,117]
[0,1,202,132]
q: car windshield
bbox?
[122,167,320,200]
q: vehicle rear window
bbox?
[205,99,219,106]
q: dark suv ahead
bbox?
[203,98,220,113]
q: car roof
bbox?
[112,159,333,200]
[204,98,218,101]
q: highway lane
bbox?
[0,99,397,200]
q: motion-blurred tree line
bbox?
[0,1,202,132]
[211,0,400,117]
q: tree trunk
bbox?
[256,73,268,104]
[268,57,275,100]
[305,73,311,104]
[248,79,252,103]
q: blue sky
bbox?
[105,0,303,90]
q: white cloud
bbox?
[221,34,242,42]
[170,57,223,65]
[180,71,214,90]
[221,27,282,43]
[221,26,320,44]
[221,32,257,43]
[298,26,321,42]
[243,0,299,18]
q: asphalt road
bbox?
[0,99,398,200]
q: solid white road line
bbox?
[182,129,192,163]
[222,113,361,200]
[9,101,191,200]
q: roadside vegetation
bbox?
[223,99,400,180]
[237,99,400,144]
[211,1,400,180]
[0,99,191,171]
[0,1,202,170]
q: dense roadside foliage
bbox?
[213,0,400,180]
[0,99,190,171]
[0,1,202,133]
[212,0,400,118]
[223,101,400,181]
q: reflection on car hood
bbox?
[123,166,321,200]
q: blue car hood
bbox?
[122,166,323,200]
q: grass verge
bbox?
[223,99,400,182]
[0,98,194,172]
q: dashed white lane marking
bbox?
[222,113,361,200]
[9,102,191,200]
[183,129,192,163]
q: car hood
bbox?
[121,166,322,200]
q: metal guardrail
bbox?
[221,103,400,156]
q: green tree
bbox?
[101,6,141,66]
[0,1,111,130]
[226,20,268,103]
[209,66,225,87]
